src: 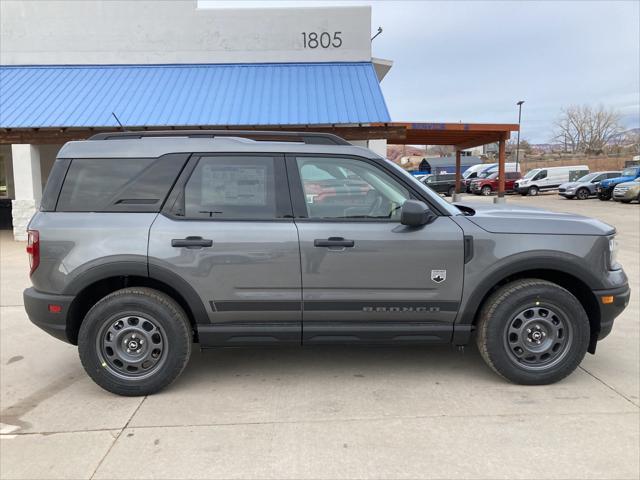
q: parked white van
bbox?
[515,165,589,196]
[484,162,521,174]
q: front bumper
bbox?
[593,284,630,341]
[23,287,75,343]
[613,189,637,201]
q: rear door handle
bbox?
[314,237,355,248]
[171,236,213,249]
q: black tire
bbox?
[621,199,631,204]
[476,279,590,385]
[481,185,492,196]
[598,192,611,201]
[78,287,192,396]
[576,188,590,200]
[447,186,455,197]
[528,186,539,196]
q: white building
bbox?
[0,0,392,239]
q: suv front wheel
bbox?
[78,287,192,396]
[476,279,590,385]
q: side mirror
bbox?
[400,200,437,227]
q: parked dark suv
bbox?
[423,173,457,197]
[24,131,630,396]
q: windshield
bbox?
[622,166,639,176]
[577,173,598,182]
[523,169,540,179]
[478,170,494,179]
[487,172,498,179]
[462,170,475,179]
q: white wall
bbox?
[0,0,371,64]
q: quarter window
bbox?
[57,156,185,212]
[296,157,410,220]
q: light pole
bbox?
[515,100,525,171]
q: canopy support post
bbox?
[454,149,462,194]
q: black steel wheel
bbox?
[503,306,573,370]
[97,315,167,380]
[79,287,192,396]
[476,279,590,385]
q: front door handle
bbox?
[171,236,213,249]
[314,237,355,248]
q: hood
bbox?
[601,175,635,188]
[614,180,640,189]
[454,202,615,236]
[559,181,581,189]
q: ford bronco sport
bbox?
[24,131,630,396]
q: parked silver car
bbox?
[613,178,640,203]
[558,171,622,200]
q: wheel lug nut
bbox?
[127,348,131,353]
[526,328,532,333]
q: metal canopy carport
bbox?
[382,122,520,198]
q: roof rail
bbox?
[88,130,350,145]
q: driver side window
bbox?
[296,157,410,220]
[534,170,547,180]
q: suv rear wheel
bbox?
[476,279,589,385]
[78,287,192,396]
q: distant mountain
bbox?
[386,145,425,162]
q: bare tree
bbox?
[552,105,624,154]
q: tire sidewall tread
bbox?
[476,279,590,385]
[78,287,192,396]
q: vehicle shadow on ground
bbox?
[171,343,500,389]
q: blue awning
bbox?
[0,62,390,128]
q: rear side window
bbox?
[56,155,187,212]
[182,155,290,220]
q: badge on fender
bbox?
[431,269,446,283]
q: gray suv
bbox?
[24,131,630,396]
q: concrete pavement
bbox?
[1,194,638,479]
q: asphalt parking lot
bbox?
[1,194,638,480]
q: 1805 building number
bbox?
[301,31,342,49]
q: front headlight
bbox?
[566,188,575,193]
[609,237,620,270]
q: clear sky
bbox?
[202,1,639,143]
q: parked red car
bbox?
[470,172,521,195]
